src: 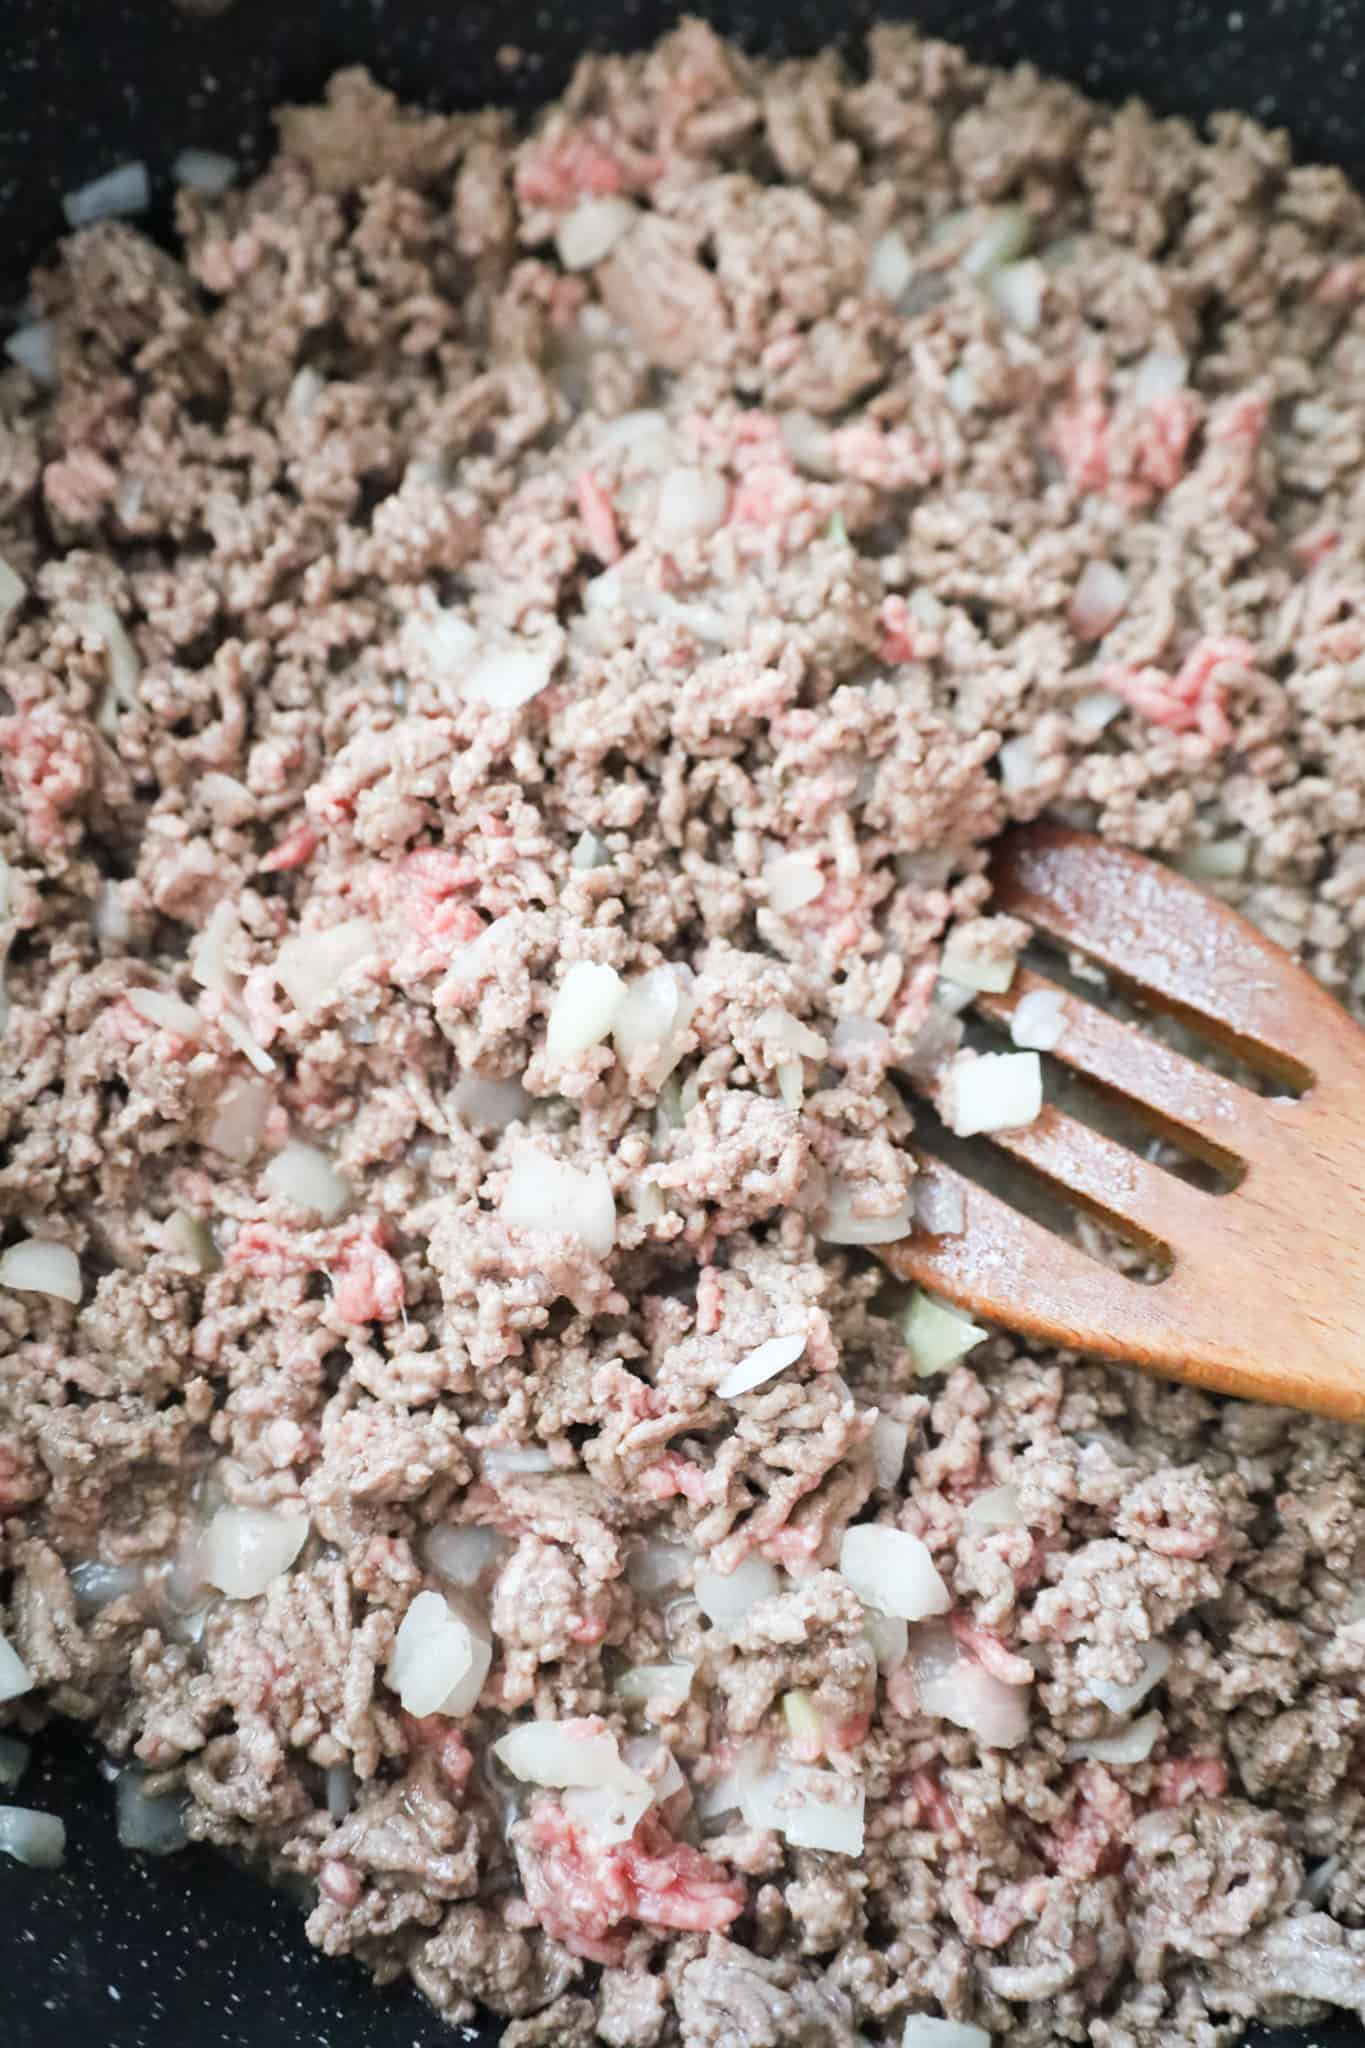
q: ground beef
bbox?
[3,17,1365,2048]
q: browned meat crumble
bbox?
[3,20,1365,2047]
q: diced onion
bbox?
[494,1721,649,1796]
[172,148,238,195]
[871,1413,909,1490]
[262,1139,349,1220]
[546,959,627,1062]
[1067,1710,1162,1765]
[1133,346,1188,405]
[465,644,557,711]
[571,830,610,870]
[964,1484,1024,1529]
[0,1633,33,1704]
[908,1622,1030,1749]
[276,920,378,1014]
[764,853,824,914]
[0,1808,65,1868]
[716,1332,807,1400]
[500,1140,616,1257]
[997,734,1040,793]
[612,966,693,1088]
[221,1013,276,1076]
[988,259,1044,332]
[756,1006,827,1062]
[561,1778,654,1844]
[0,1238,81,1305]
[946,366,979,415]
[387,1590,492,1717]
[626,1538,693,1594]
[655,466,728,544]
[739,1754,865,1855]
[903,2020,993,2048]
[81,600,140,721]
[1072,688,1124,736]
[0,558,25,633]
[70,1561,144,1615]
[201,1506,309,1600]
[63,162,150,227]
[204,1075,271,1162]
[422,1523,511,1587]
[0,1736,29,1789]
[840,1524,950,1623]
[820,1176,913,1246]
[1174,837,1249,882]
[5,321,57,384]
[616,1662,695,1709]
[482,1444,557,1479]
[695,1555,780,1627]
[940,1050,1042,1137]
[961,207,1032,279]
[778,409,837,478]
[782,1689,825,1754]
[869,228,915,301]
[1010,988,1067,1051]
[914,1175,966,1237]
[189,901,238,993]
[831,1014,889,1060]
[865,1611,909,1670]
[939,940,1015,995]
[1087,1640,1171,1715]
[451,1070,531,1130]
[621,1734,686,1802]
[555,195,639,271]
[128,987,204,1038]
[904,1291,987,1377]
[1069,560,1129,641]
[594,409,676,472]
[116,1771,188,1855]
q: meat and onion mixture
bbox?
[4,20,1365,2046]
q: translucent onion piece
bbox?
[904,1292,988,1378]
[1087,1640,1171,1715]
[1067,1710,1162,1765]
[616,1663,695,1709]
[163,1210,218,1270]
[939,941,1015,995]
[739,1756,865,1855]
[263,1139,350,1221]
[755,1006,826,1061]
[4,321,57,384]
[0,1633,34,1703]
[1009,988,1067,1052]
[0,1238,81,1304]
[500,1140,616,1257]
[625,1538,693,1595]
[716,1332,807,1399]
[482,1444,557,1479]
[464,644,557,710]
[1133,346,1188,405]
[387,1590,492,1717]
[612,966,694,1087]
[494,1722,649,1797]
[655,466,728,544]
[996,735,1040,793]
[593,409,676,472]
[0,1807,65,1868]
[941,1051,1042,1138]
[201,1507,309,1600]
[764,853,824,914]
[70,1561,144,1616]
[694,1555,780,1627]
[570,830,610,870]
[961,206,1032,278]
[868,229,915,301]
[127,987,204,1038]
[172,148,238,194]
[871,1414,909,1490]
[988,258,1044,332]
[422,1524,510,1588]
[555,196,638,271]
[839,1525,951,1623]
[1072,688,1124,735]
[204,1075,272,1163]
[964,1484,1024,1529]
[1174,837,1249,882]
[451,1070,532,1130]
[820,1176,913,1246]
[902,2020,993,2048]
[116,1771,189,1854]
[546,960,627,1062]
[276,920,378,1015]
[0,1735,29,1790]
[1070,559,1129,640]
[914,1176,966,1237]
[865,1611,909,1671]
[561,1777,653,1844]
[63,162,150,226]
[908,1621,1030,1749]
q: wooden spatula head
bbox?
[882,825,1365,1419]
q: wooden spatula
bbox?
[881,823,1365,1419]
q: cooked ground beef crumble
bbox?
[3,18,1365,2045]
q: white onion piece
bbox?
[740,1758,865,1855]
[695,1555,780,1627]
[128,987,204,1038]
[0,1238,81,1305]
[0,1808,65,1868]
[1133,346,1188,405]
[189,901,237,993]
[616,1662,695,1709]
[865,1611,909,1671]
[276,920,378,1014]
[820,1176,913,1246]
[914,1175,966,1237]
[1070,560,1129,640]
[451,1070,531,1130]
[831,1014,889,1060]
[1174,837,1249,882]
[555,195,638,271]
[571,830,610,870]
[465,644,557,711]
[904,1292,987,1377]
[716,1332,807,1399]
[593,409,675,472]
[0,558,24,634]
[387,1590,491,1716]
[0,1735,29,1789]
[263,1139,350,1220]
[221,1014,276,1076]
[0,1633,33,1704]
[941,1051,1042,1137]
[201,1506,308,1600]
[869,228,915,301]
[946,365,979,415]
[965,1484,1023,1529]
[1067,1710,1162,1765]
[908,1622,1030,1749]
[204,1075,271,1162]
[494,1721,648,1796]
[764,853,823,914]
[626,1538,693,1594]
[1087,1640,1171,1715]
[70,1561,144,1615]
[500,1140,616,1257]
[961,206,1032,278]
[611,966,693,1087]
[840,1525,950,1623]
[871,1414,909,1490]
[561,1777,653,1844]
[655,466,728,543]
[778,409,837,478]
[622,1735,686,1802]
[755,1007,826,1061]
[1072,688,1124,736]
[997,734,1040,793]
[172,148,238,194]
[934,978,977,1017]
[63,162,150,226]
[5,321,57,384]
[939,941,1015,995]
[482,1444,557,1479]
[546,960,627,1062]
[902,2020,993,2048]
[1009,988,1067,1051]
[988,259,1044,332]
[116,1771,188,1855]
[81,602,140,721]
[422,1524,510,1588]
